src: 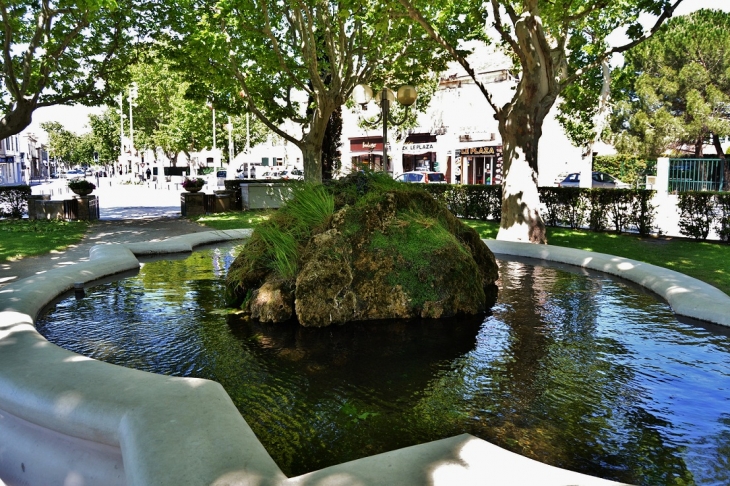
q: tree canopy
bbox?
[0,0,149,140]
[397,0,683,243]
[607,9,730,163]
[161,0,451,182]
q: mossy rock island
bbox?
[225,172,499,327]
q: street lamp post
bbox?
[118,93,125,160]
[353,84,417,174]
[128,82,138,172]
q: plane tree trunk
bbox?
[495,11,559,244]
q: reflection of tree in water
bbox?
[707,415,730,484]
[409,259,692,485]
[221,314,485,476]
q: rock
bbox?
[249,278,295,323]
[226,173,499,327]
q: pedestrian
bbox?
[455,165,461,184]
[146,168,151,180]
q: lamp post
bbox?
[128,82,138,173]
[353,84,417,174]
[117,93,125,160]
[227,115,234,166]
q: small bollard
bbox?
[73,282,85,300]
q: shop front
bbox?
[456,145,503,185]
[348,133,439,176]
[349,137,385,172]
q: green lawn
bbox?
[463,219,730,296]
[9,209,727,296]
[0,219,89,262]
[192,209,275,230]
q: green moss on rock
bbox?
[226,172,499,326]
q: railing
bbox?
[668,158,725,192]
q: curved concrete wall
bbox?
[5,233,714,485]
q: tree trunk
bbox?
[497,108,548,244]
[712,133,729,191]
[299,98,336,184]
[0,99,37,140]
[495,12,557,244]
[694,136,704,157]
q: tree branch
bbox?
[396,0,500,115]
[560,0,685,89]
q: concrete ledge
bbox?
[485,239,730,327]
[1,232,656,485]
[285,434,623,486]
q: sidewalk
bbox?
[0,184,211,289]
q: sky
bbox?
[22,0,730,142]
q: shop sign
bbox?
[460,146,496,156]
[402,143,436,154]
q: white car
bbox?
[558,171,630,189]
[277,169,304,180]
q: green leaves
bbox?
[608,9,730,157]
[0,0,150,139]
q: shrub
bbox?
[586,189,613,232]
[0,185,31,218]
[182,177,205,189]
[629,189,656,236]
[604,189,634,233]
[677,191,716,240]
[67,179,96,191]
[714,193,730,243]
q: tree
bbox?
[0,0,148,140]
[41,121,94,167]
[88,109,121,165]
[397,0,683,243]
[121,53,270,167]
[607,8,730,188]
[162,0,450,183]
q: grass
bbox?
[192,209,276,230]
[462,219,730,296]
[0,219,89,262]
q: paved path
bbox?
[0,183,210,289]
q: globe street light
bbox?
[353,84,417,174]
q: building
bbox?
[0,134,23,185]
[342,42,587,186]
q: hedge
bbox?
[423,184,656,235]
[677,191,730,242]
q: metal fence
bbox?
[668,158,725,192]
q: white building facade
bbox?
[0,134,24,185]
[342,44,589,186]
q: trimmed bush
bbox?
[629,189,656,236]
[0,185,32,218]
[716,193,730,243]
[677,191,716,240]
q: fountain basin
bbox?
[2,230,728,485]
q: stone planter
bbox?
[184,186,203,193]
[71,188,94,197]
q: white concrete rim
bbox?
[7,232,710,485]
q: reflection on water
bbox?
[36,244,730,484]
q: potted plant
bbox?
[182,177,205,193]
[67,179,96,196]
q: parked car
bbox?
[277,168,304,180]
[394,171,447,184]
[558,171,630,189]
[64,169,86,180]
